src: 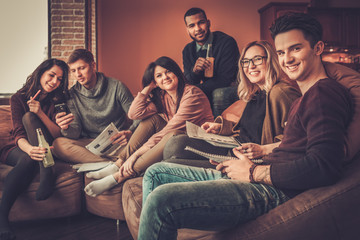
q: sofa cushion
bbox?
[0,105,12,147]
[84,176,125,221]
[122,177,142,238]
[122,177,218,240]
[323,62,360,162]
[0,161,83,222]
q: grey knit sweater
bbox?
[61,72,139,139]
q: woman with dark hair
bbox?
[0,58,69,240]
[84,56,213,197]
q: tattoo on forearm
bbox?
[255,166,272,185]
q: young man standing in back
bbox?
[183,7,240,116]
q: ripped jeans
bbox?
[138,162,289,240]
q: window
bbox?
[0,0,48,95]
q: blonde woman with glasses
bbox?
[163,40,301,166]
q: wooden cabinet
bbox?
[258,3,360,51]
[307,8,342,47]
[343,10,360,48]
[308,8,360,49]
[258,2,309,46]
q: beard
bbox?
[189,29,210,44]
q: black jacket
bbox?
[182,31,240,97]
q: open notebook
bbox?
[186,121,240,148]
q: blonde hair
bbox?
[237,40,281,102]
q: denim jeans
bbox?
[138,162,289,240]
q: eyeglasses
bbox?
[240,56,267,68]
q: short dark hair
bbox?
[270,12,323,48]
[68,48,95,65]
[184,7,207,24]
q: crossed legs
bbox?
[0,112,55,240]
[84,114,183,197]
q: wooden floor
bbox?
[11,212,134,240]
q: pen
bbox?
[232,137,242,146]
[31,90,41,100]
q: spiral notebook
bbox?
[184,146,263,164]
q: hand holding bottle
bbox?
[27,146,48,161]
[204,43,214,77]
[36,128,55,167]
[193,57,212,74]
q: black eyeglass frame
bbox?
[240,56,267,68]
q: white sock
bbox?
[84,175,118,197]
[86,163,119,179]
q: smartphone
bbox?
[55,103,71,114]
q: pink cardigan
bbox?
[128,84,214,149]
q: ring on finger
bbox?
[244,149,247,153]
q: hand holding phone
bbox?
[55,103,73,129]
[55,103,71,114]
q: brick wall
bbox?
[89,0,97,61]
[49,0,96,85]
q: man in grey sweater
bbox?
[53,49,139,163]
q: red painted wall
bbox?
[97,0,309,94]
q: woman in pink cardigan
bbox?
[85,56,213,197]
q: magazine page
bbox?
[186,121,240,148]
[72,161,112,172]
[85,122,120,156]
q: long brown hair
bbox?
[19,58,69,103]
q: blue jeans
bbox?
[138,162,289,240]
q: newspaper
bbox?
[186,121,240,148]
[72,161,112,172]
[85,122,120,156]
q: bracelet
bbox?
[249,164,258,183]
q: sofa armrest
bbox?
[215,155,360,240]
[0,105,12,148]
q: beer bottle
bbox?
[36,128,55,168]
[205,43,214,78]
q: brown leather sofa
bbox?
[1,62,359,239]
[121,62,360,240]
[0,105,128,223]
[0,105,131,224]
